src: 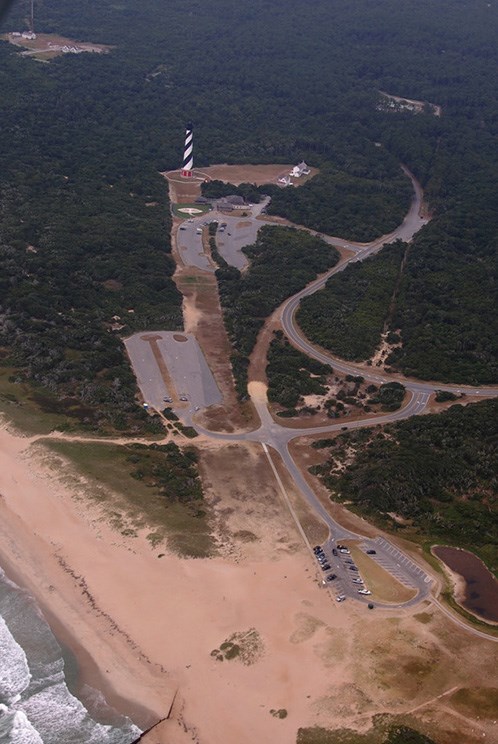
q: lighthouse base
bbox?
[181,169,193,178]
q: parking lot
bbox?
[313,536,432,607]
[367,537,432,589]
[124,331,222,411]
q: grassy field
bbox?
[172,203,211,217]
[41,439,216,558]
[0,367,77,435]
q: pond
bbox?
[433,546,498,623]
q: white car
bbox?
[358,589,371,595]
[336,594,346,602]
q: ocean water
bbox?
[0,568,141,743]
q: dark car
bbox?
[366,549,377,555]
[326,574,337,581]
[313,546,322,554]
[349,567,359,572]
[332,548,338,556]
[321,564,331,571]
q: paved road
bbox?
[176,199,269,271]
[165,167,497,617]
[282,277,498,398]
[279,174,498,398]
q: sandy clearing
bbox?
[197,163,319,187]
[2,32,112,56]
[201,164,294,185]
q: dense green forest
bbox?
[298,242,406,362]
[0,0,496,426]
[265,334,406,417]
[266,331,331,409]
[216,226,339,397]
[311,400,498,567]
[266,163,412,242]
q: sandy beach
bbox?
[0,422,353,742]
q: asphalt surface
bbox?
[125,331,222,410]
[215,200,269,269]
[177,220,213,272]
[176,199,269,271]
[312,538,432,608]
[280,174,498,398]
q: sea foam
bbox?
[0,617,31,705]
[0,568,141,743]
[0,709,43,744]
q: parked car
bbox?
[321,564,331,571]
[336,595,346,602]
[326,574,337,581]
[366,549,377,555]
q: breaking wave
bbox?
[0,568,141,743]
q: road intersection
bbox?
[136,168,498,621]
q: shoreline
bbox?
[0,503,165,732]
[0,420,358,744]
[0,423,176,729]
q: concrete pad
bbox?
[124,332,222,410]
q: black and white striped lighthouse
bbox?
[181,123,194,177]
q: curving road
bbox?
[280,172,497,398]
[167,168,498,622]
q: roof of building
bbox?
[217,199,234,211]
